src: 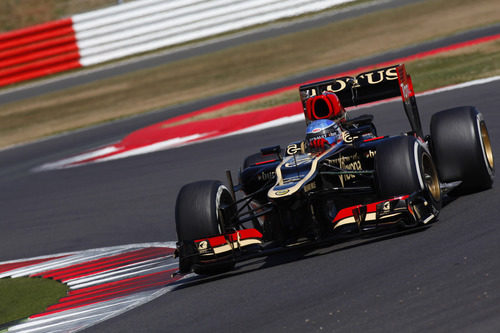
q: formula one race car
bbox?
[174,64,494,275]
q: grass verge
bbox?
[0,277,68,326]
[0,0,499,149]
[0,0,122,32]
[179,38,500,124]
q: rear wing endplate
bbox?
[299,64,423,138]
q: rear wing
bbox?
[299,64,423,138]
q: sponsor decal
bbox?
[401,82,411,101]
[326,153,363,187]
[358,67,399,84]
[286,143,302,155]
[339,160,362,186]
[257,171,276,181]
[327,153,359,166]
[275,189,290,196]
[342,131,354,143]
[305,67,400,96]
[196,230,263,255]
[364,149,376,158]
[198,240,209,250]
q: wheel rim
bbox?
[215,185,235,233]
[422,153,441,202]
[480,121,494,170]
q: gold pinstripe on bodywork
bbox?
[268,145,337,199]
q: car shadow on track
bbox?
[171,225,431,290]
[171,191,473,289]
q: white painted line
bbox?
[68,262,176,289]
[10,294,151,330]
[10,313,107,333]
[6,248,130,279]
[31,75,500,172]
[63,256,169,283]
[2,242,187,333]
[223,114,305,137]
[32,145,120,171]
[0,242,176,277]
[98,133,212,162]
[418,75,500,96]
[65,256,174,286]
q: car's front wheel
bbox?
[375,135,441,217]
[175,180,236,274]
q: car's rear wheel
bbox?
[430,106,494,192]
[375,136,441,212]
[175,180,236,274]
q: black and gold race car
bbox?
[174,64,494,275]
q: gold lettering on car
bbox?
[327,153,359,166]
[257,171,275,181]
[339,159,363,187]
[342,131,354,143]
[286,143,301,155]
[385,67,398,80]
[325,154,363,187]
[326,79,347,93]
[364,70,385,85]
[365,150,376,158]
[301,66,401,98]
[358,68,398,85]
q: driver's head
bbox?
[305,119,341,149]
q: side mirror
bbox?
[260,145,282,159]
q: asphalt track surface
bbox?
[0,78,499,331]
[1,4,500,332]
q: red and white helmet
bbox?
[305,91,345,122]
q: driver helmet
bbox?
[305,119,342,147]
[305,91,346,121]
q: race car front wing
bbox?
[332,193,438,232]
[176,192,437,274]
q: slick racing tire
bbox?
[375,136,441,209]
[430,106,494,192]
[175,180,236,274]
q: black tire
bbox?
[375,136,441,209]
[430,106,494,191]
[175,180,235,274]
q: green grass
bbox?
[0,0,121,32]
[408,42,500,92]
[0,277,68,326]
